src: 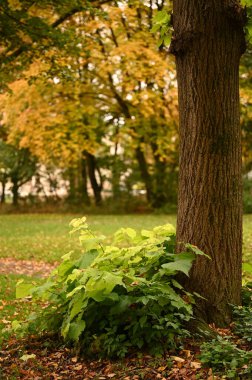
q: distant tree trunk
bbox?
[135,146,153,204]
[111,162,121,201]
[68,168,77,202]
[86,152,102,206]
[80,156,90,206]
[12,178,19,206]
[1,179,6,204]
[112,137,121,201]
[150,142,167,208]
[171,0,246,325]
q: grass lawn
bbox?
[0,213,251,264]
[0,214,177,262]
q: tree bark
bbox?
[135,146,153,204]
[80,156,91,206]
[12,178,19,206]
[172,0,246,325]
[150,142,168,208]
[86,152,102,206]
[1,179,6,204]
[68,168,77,202]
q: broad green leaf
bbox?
[85,272,125,301]
[141,229,153,238]
[185,243,210,258]
[78,250,99,269]
[16,280,34,299]
[67,285,85,298]
[162,253,195,276]
[57,260,75,277]
[68,320,86,341]
[153,224,175,235]
[61,252,73,261]
[69,216,87,228]
[150,24,160,33]
[31,280,55,300]
[164,34,172,46]
[157,38,164,47]
[79,235,105,250]
[70,296,88,320]
[153,10,170,25]
[125,228,137,239]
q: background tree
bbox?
[0,140,37,205]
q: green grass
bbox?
[243,215,252,259]
[0,213,251,265]
[0,273,41,344]
[0,214,177,262]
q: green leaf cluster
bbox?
[232,283,252,346]
[16,217,205,357]
[151,10,172,47]
[200,336,252,378]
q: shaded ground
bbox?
[0,335,211,380]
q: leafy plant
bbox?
[15,217,206,357]
[232,305,252,347]
[241,281,252,306]
[232,283,252,346]
[200,336,252,378]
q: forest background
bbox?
[0,0,251,214]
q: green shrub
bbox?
[243,177,252,214]
[15,217,206,357]
[200,336,252,379]
[241,282,252,307]
[232,284,252,346]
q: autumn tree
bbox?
[1,0,179,207]
[170,0,247,325]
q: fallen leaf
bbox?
[74,364,83,371]
[171,356,185,363]
[182,349,191,358]
[190,361,201,369]
[20,354,36,361]
[157,366,167,372]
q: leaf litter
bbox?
[0,334,217,379]
[0,258,249,379]
[0,258,58,278]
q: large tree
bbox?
[171,0,246,325]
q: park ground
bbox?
[0,214,252,379]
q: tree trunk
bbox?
[135,146,153,204]
[68,168,77,202]
[171,0,246,325]
[12,178,19,206]
[151,142,168,208]
[1,179,6,204]
[80,156,91,206]
[86,152,102,206]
